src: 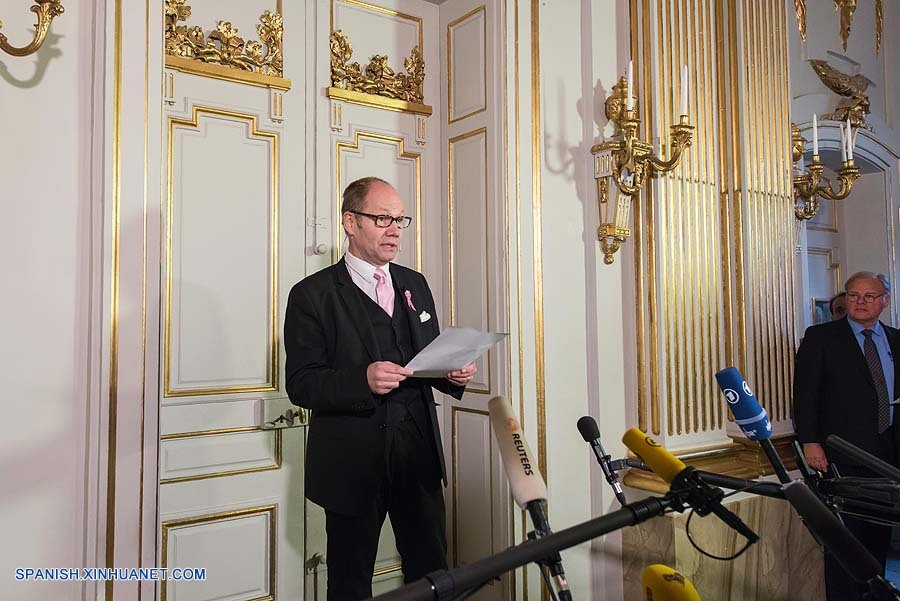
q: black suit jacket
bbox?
[284,259,463,515]
[793,317,900,466]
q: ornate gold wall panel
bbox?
[163,0,291,90]
[633,0,796,436]
[737,0,796,424]
[327,0,431,115]
[635,0,729,436]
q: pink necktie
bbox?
[373,268,394,316]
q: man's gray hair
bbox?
[845,271,892,294]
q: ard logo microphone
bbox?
[715,367,789,483]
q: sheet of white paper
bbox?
[406,327,507,377]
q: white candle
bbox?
[626,60,634,111]
[680,65,688,116]
[812,114,818,155]
[846,116,854,161]
[840,122,847,163]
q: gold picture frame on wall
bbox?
[811,297,833,325]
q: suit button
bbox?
[380,424,387,430]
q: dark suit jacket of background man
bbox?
[794,317,900,467]
[284,258,464,517]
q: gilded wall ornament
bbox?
[876,0,883,54]
[164,0,283,77]
[794,0,807,43]
[0,0,64,58]
[329,30,425,104]
[834,0,856,51]
[809,59,871,129]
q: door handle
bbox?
[305,552,326,573]
[263,407,307,429]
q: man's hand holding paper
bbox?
[405,326,508,379]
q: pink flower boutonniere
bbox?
[404,290,416,311]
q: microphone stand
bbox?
[613,457,786,499]
[826,435,900,483]
[793,441,900,526]
[372,495,680,601]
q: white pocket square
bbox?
[419,311,431,323]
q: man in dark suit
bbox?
[830,291,848,321]
[794,271,900,601]
[284,176,477,601]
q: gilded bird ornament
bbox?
[808,59,872,129]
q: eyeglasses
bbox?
[350,211,412,229]
[847,292,886,304]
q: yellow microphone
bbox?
[622,428,686,483]
[641,564,701,601]
[622,428,759,544]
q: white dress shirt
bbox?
[344,251,393,305]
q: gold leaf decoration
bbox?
[164,0,283,77]
[0,0,65,58]
[876,0,883,55]
[329,30,425,104]
[794,0,807,43]
[833,0,857,51]
[809,59,872,129]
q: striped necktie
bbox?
[862,329,891,433]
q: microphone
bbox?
[641,564,701,601]
[577,416,628,506]
[622,428,759,544]
[714,367,791,483]
[825,435,900,483]
[489,396,571,601]
[782,480,896,595]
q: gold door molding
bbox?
[161,505,277,601]
[165,106,279,398]
[334,131,423,268]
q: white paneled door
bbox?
[158,65,305,601]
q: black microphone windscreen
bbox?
[825,435,900,483]
[783,481,881,583]
[577,416,600,442]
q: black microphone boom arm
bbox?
[372,495,678,601]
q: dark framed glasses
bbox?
[350,211,412,229]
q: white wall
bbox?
[841,171,892,288]
[0,2,104,599]
[529,0,629,599]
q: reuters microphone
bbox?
[489,396,571,601]
[641,564,701,601]
[622,428,759,544]
[714,367,790,483]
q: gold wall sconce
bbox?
[591,63,694,264]
[792,115,859,221]
[0,0,64,58]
